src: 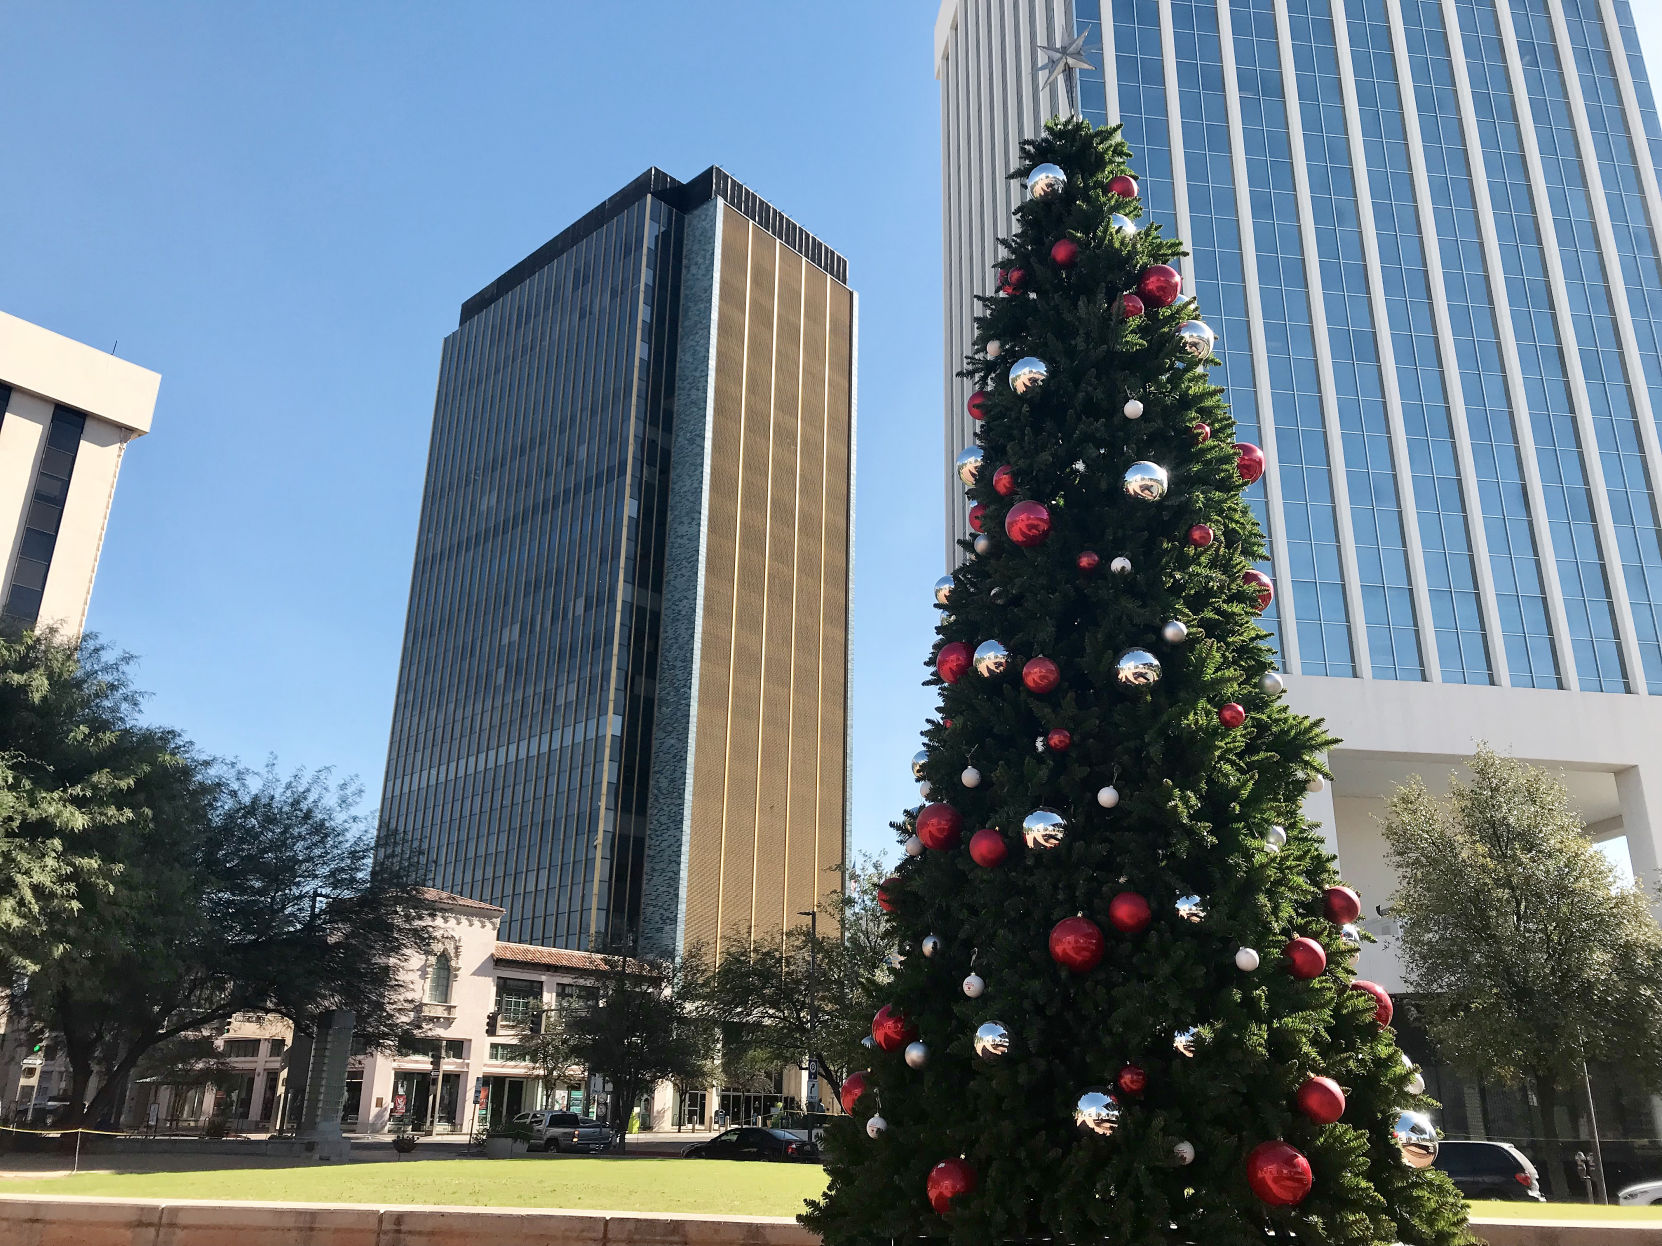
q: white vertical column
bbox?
[1102,0,1121,127]
[1272,0,1372,677]
[1382,0,1510,684]
[1216,0,1302,673]
[1493,0,1644,691]
[1439,0,1579,687]
[1158,0,1195,294]
[1548,0,1662,693]
[1329,0,1441,681]
[1302,760,1341,863]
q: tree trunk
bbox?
[60,1063,94,1130]
[1535,1074,1571,1200]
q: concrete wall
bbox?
[0,1197,1638,1246]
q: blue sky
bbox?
[6,3,1662,878]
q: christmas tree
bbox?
[805,119,1473,1246]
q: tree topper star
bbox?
[1036,29,1095,92]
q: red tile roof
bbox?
[492,942,612,971]
[411,887,506,916]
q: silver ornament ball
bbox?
[911,749,929,780]
[1073,1089,1123,1137]
[1340,923,1362,949]
[1175,894,1206,924]
[1110,212,1137,236]
[1392,1111,1439,1169]
[961,767,982,789]
[933,574,954,606]
[1110,556,1133,575]
[1123,398,1145,420]
[861,1034,875,1049]
[973,1021,1010,1059]
[1162,619,1190,644]
[921,934,942,958]
[1021,808,1067,850]
[1122,460,1170,501]
[1009,356,1050,397]
[962,972,986,999]
[865,1114,887,1138]
[1173,1027,1200,1058]
[1235,946,1261,972]
[1115,647,1163,688]
[904,834,924,858]
[1261,670,1286,695]
[904,1041,928,1070]
[1026,162,1068,198]
[954,446,983,487]
[1177,320,1216,360]
[1266,824,1287,851]
[973,639,1011,677]
[1097,784,1120,809]
[973,533,991,555]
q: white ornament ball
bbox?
[1097,785,1120,809]
[962,973,985,999]
[1123,398,1144,420]
[1408,1071,1426,1095]
[918,781,932,799]
[865,1114,887,1138]
[1266,824,1287,851]
[974,534,991,556]
[904,835,924,858]
[1110,556,1133,575]
[1235,946,1261,972]
[1261,670,1286,695]
[1173,1140,1196,1165]
[961,767,982,789]
[986,338,1003,359]
[1307,773,1326,793]
[904,1041,928,1070]
[1162,619,1189,644]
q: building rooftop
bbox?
[458,165,848,327]
[0,310,160,435]
[411,886,506,916]
[492,942,611,972]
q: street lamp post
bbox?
[798,909,818,1110]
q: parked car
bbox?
[683,1126,820,1162]
[1619,1178,1662,1205]
[770,1109,836,1148]
[1431,1140,1544,1201]
[513,1109,614,1153]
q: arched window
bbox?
[427,952,453,1004]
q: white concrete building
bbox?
[0,310,159,633]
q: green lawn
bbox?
[1469,1199,1662,1222]
[0,1156,828,1217]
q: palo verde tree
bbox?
[807,119,1470,1246]
[1383,745,1662,1196]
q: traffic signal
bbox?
[485,1011,498,1037]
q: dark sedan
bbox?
[683,1126,820,1162]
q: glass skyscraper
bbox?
[379,168,854,955]
[934,0,1662,1138]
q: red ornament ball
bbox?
[915,802,964,851]
[1243,569,1274,612]
[1195,422,1212,443]
[1049,915,1105,972]
[1050,237,1080,268]
[877,876,901,913]
[1246,1140,1313,1206]
[1236,441,1266,484]
[1351,979,1394,1026]
[1108,173,1139,198]
[1108,891,1152,935]
[926,1157,976,1214]
[1218,702,1246,729]
[1116,1064,1147,1095]
[936,641,972,684]
[1188,523,1215,548]
[1119,292,1145,319]
[1137,264,1182,308]
[1005,500,1052,547]
[968,503,986,534]
[1077,550,1101,573]
[968,827,1008,868]
[1002,266,1028,294]
[1045,728,1072,753]
[1295,1076,1347,1125]
[1285,936,1328,980]
[872,1004,917,1052]
[992,464,1017,497]
[1022,656,1061,694]
[840,1070,869,1114]
[967,390,990,421]
[1323,885,1362,925]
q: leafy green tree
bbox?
[516,1005,580,1108]
[807,119,1469,1246]
[1383,744,1662,1197]
[558,953,714,1149]
[705,859,895,1104]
